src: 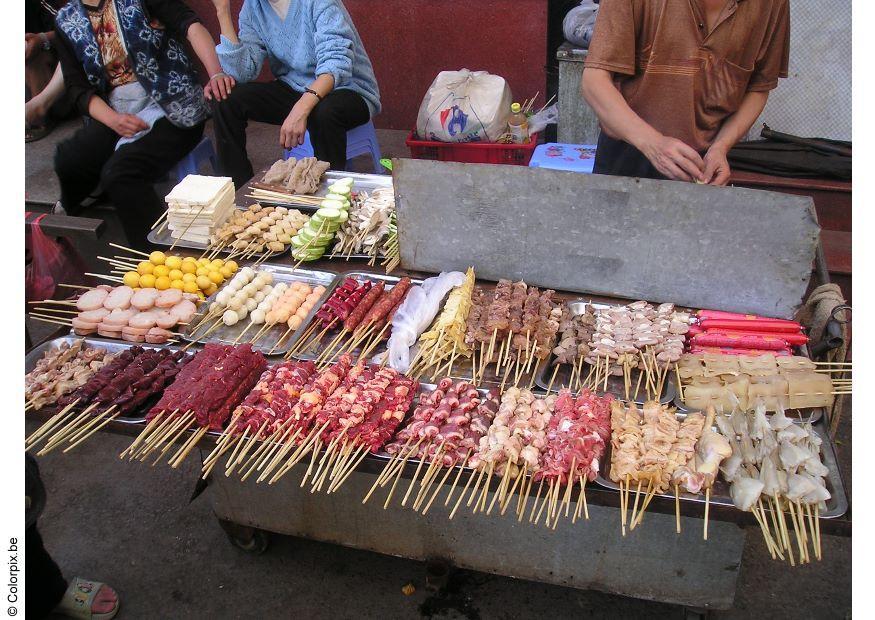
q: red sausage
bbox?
[361,277,412,329]
[343,281,384,332]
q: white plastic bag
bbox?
[527,104,559,135]
[563,1,600,49]
[416,69,513,143]
[376,271,467,372]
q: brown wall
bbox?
[187,0,548,130]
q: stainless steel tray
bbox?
[247,171,393,212]
[181,264,341,356]
[672,382,824,425]
[593,417,847,518]
[25,335,189,424]
[534,299,675,404]
[146,213,291,258]
[293,271,421,362]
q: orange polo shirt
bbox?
[585,0,790,152]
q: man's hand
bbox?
[204,72,235,101]
[702,145,731,186]
[279,102,310,149]
[109,113,149,138]
[640,134,705,182]
[25,33,41,61]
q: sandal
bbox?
[54,577,120,620]
[25,121,55,143]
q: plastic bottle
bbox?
[508,102,530,144]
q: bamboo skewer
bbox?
[64,411,120,452]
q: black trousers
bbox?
[592,132,666,180]
[211,80,371,188]
[26,527,68,618]
[54,117,204,249]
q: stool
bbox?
[283,120,383,174]
[528,142,597,174]
[171,136,217,182]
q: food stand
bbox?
[25,162,851,612]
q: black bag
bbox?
[728,125,851,181]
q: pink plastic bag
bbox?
[25,213,90,302]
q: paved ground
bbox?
[25,120,852,618]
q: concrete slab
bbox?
[394,159,820,318]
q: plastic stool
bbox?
[528,142,597,174]
[171,136,217,182]
[283,120,383,174]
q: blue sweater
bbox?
[217,0,381,117]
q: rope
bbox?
[795,283,850,438]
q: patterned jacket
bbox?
[55,0,208,128]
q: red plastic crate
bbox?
[406,131,539,166]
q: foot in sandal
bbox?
[55,577,119,620]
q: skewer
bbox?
[63,411,121,452]
[28,315,73,327]
[675,485,681,533]
[486,464,511,515]
[38,403,99,453]
[132,412,181,460]
[547,364,559,396]
[120,410,167,459]
[167,426,208,468]
[25,398,82,447]
[329,444,370,493]
[27,298,78,306]
[150,414,196,463]
[500,464,527,516]
[414,442,448,510]
[108,242,150,258]
[703,487,711,541]
[577,477,589,521]
[517,474,534,522]
[142,414,189,461]
[383,439,424,510]
[364,438,412,498]
[443,451,472,508]
[527,478,544,523]
[269,327,295,355]
[421,461,456,516]
[533,480,553,526]
[233,322,256,345]
[63,405,118,447]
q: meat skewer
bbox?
[29,347,192,455]
[125,344,267,467]
[25,340,113,412]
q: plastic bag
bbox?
[25,213,90,302]
[527,104,559,135]
[563,1,600,49]
[416,69,513,143]
[376,271,467,372]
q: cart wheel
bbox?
[217,518,270,555]
[683,606,711,620]
[228,528,269,554]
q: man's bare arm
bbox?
[581,67,705,182]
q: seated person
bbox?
[53,0,235,248]
[209,0,381,187]
[25,0,70,141]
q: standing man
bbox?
[581,0,790,184]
